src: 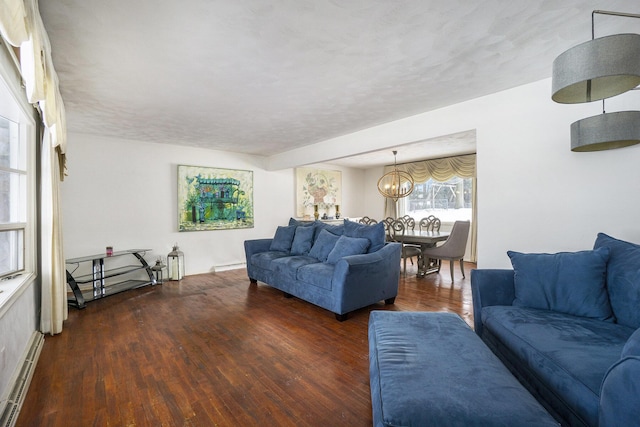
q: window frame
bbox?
[0,42,37,315]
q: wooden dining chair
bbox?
[389,219,422,276]
[420,220,470,282]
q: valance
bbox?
[384,153,476,182]
[0,0,67,167]
[0,0,28,46]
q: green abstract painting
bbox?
[178,165,254,231]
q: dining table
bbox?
[393,230,450,276]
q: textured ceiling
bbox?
[38,0,639,166]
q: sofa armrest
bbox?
[332,242,402,314]
[244,239,273,263]
[470,269,515,337]
[599,356,640,427]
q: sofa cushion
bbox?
[297,262,335,291]
[269,225,297,252]
[482,305,635,427]
[251,251,290,271]
[622,328,640,358]
[288,217,314,226]
[507,248,613,321]
[593,233,640,328]
[308,229,341,262]
[326,235,370,264]
[344,220,385,253]
[291,224,316,255]
[314,220,344,240]
[271,255,319,281]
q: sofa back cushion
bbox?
[594,233,640,329]
[326,235,370,264]
[290,224,316,255]
[308,229,341,262]
[269,225,297,252]
[343,220,385,253]
[314,220,345,240]
[507,248,614,321]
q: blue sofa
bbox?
[244,219,401,320]
[472,233,640,427]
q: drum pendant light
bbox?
[551,10,640,152]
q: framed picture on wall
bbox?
[177,165,254,231]
[295,168,342,218]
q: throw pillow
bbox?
[290,224,316,255]
[308,229,341,262]
[594,233,640,328]
[507,247,613,321]
[326,235,370,264]
[621,328,640,358]
[269,225,297,252]
[343,220,386,253]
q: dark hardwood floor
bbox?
[17,260,475,427]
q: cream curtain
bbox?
[0,0,28,46]
[385,154,478,262]
[40,128,67,334]
[1,0,68,333]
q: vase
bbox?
[335,205,341,219]
[314,204,319,220]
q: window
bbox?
[0,112,26,277]
[0,75,33,282]
[402,176,473,223]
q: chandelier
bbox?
[377,151,414,201]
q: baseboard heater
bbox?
[0,331,44,427]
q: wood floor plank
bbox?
[16,261,475,426]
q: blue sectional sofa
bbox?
[244,219,401,320]
[472,233,640,427]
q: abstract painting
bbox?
[178,165,254,231]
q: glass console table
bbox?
[66,249,156,309]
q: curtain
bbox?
[385,154,478,262]
[1,0,68,333]
[40,128,67,335]
[0,0,28,46]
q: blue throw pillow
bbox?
[622,328,640,358]
[308,229,341,262]
[594,233,640,328]
[326,235,370,264]
[508,247,613,321]
[269,225,297,252]
[343,220,385,253]
[290,224,316,255]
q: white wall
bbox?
[61,135,365,275]
[270,78,640,268]
[63,77,640,273]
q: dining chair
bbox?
[358,216,378,225]
[420,220,470,282]
[389,219,422,276]
[419,215,441,232]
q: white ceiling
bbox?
[38,0,640,168]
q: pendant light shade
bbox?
[552,33,640,104]
[571,111,640,152]
[377,151,414,202]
